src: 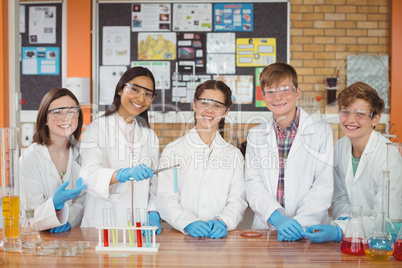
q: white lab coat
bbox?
[79,114,159,227]
[332,130,402,235]
[19,143,85,230]
[245,108,334,229]
[156,128,247,233]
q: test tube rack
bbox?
[95,226,160,252]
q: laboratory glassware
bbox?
[103,208,109,247]
[110,207,118,246]
[135,208,143,247]
[340,206,367,256]
[386,143,402,241]
[364,212,394,261]
[126,208,135,247]
[394,223,402,261]
[1,128,21,252]
[20,209,41,249]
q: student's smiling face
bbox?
[193,89,229,132]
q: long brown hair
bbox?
[33,88,83,148]
[103,66,155,128]
[193,80,233,138]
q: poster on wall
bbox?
[214,3,253,32]
[207,33,236,53]
[173,3,212,31]
[99,66,127,105]
[207,54,236,74]
[254,67,266,107]
[214,75,253,104]
[131,4,171,31]
[102,26,131,65]
[29,6,56,44]
[22,47,60,75]
[172,74,211,103]
[138,33,176,60]
[177,33,206,73]
[132,61,170,89]
[236,38,276,67]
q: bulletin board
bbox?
[96,1,289,112]
[20,3,63,110]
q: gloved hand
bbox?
[208,220,228,239]
[337,217,349,221]
[146,211,162,235]
[184,221,211,238]
[50,221,71,233]
[116,164,154,183]
[268,210,304,241]
[277,232,299,242]
[53,177,86,210]
[302,225,342,243]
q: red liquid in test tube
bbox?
[136,221,142,247]
[103,229,109,247]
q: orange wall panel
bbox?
[390,0,402,141]
[66,0,92,127]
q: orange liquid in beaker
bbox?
[340,237,366,256]
[394,239,402,261]
[2,195,20,238]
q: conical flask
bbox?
[364,212,394,261]
[394,220,402,261]
[20,209,41,249]
[340,206,366,256]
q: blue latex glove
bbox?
[53,177,86,210]
[146,211,162,235]
[303,224,342,243]
[277,232,299,242]
[268,211,304,241]
[337,217,349,221]
[116,164,154,183]
[208,220,228,239]
[184,221,211,238]
[50,221,71,233]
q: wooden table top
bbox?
[1,228,401,267]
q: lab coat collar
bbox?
[264,108,315,139]
[186,127,228,151]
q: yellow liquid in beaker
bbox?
[364,248,393,261]
[2,195,20,238]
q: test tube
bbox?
[102,208,109,247]
[135,208,142,247]
[173,168,178,193]
[110,207,118,247]
[144,210,150,248]
[126,208,135,247]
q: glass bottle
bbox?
[20,209,41,248]
[340,206,366,256]
[364,212,394,261]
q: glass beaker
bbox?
[20,209,41,249]
[386,143,402,241]
[340,206,367,256]
[364,212,394,261]
[394,223,402,261]
[1,128,21,252]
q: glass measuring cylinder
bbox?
[1,128,21,252]
[340,206,367,256]
[364,212,394,261]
